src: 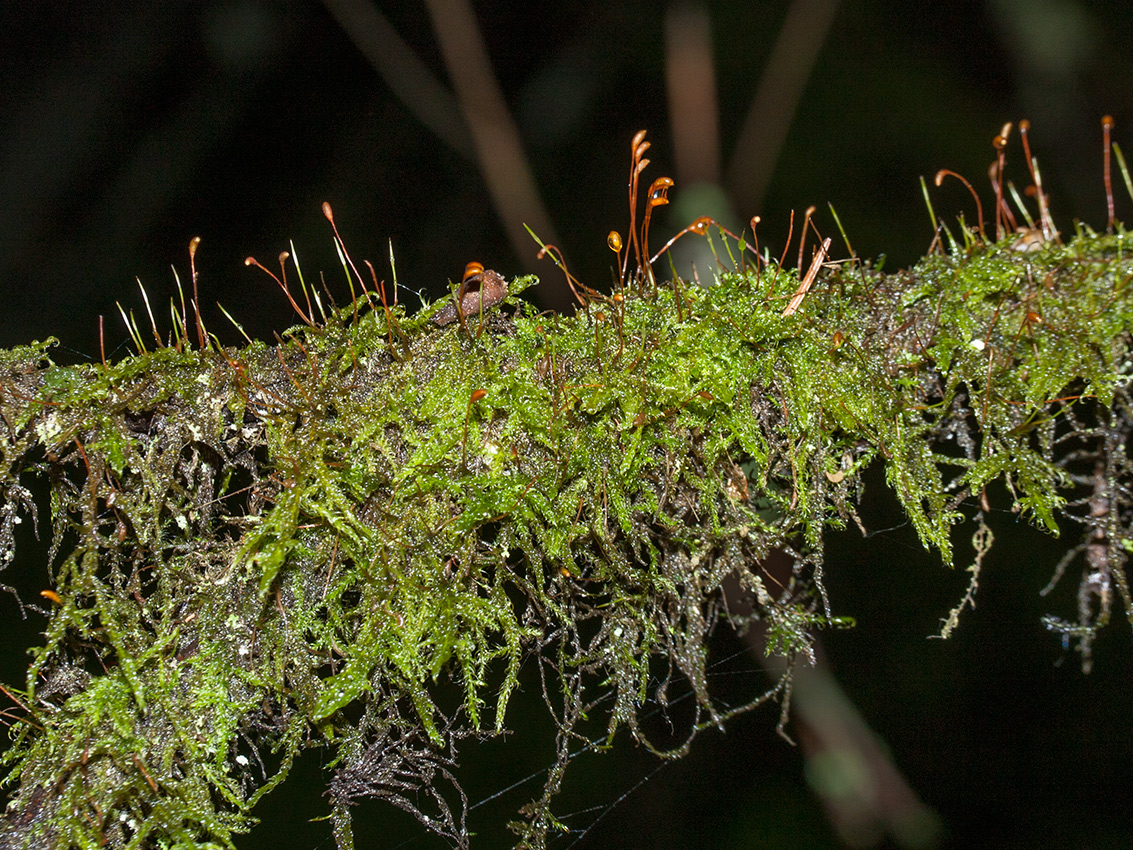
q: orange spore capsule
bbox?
[463,261,485,282]
[647,177,674,206]
[689,216,713,235]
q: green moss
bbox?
[1,223,1132,848]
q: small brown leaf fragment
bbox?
[432,270,509,326]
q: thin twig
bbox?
[782,237,830,316]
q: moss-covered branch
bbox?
[1,213,1132,848]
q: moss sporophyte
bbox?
[1,125,1132,848]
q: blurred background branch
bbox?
[421,0,563,284]
[321,0,472,158]
[726,0,841,212]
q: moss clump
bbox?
[1,210,1132,847]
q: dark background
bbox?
[1,2,1131,848]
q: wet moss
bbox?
[1,227,1131,848]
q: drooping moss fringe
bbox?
[1,228,1131,848]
